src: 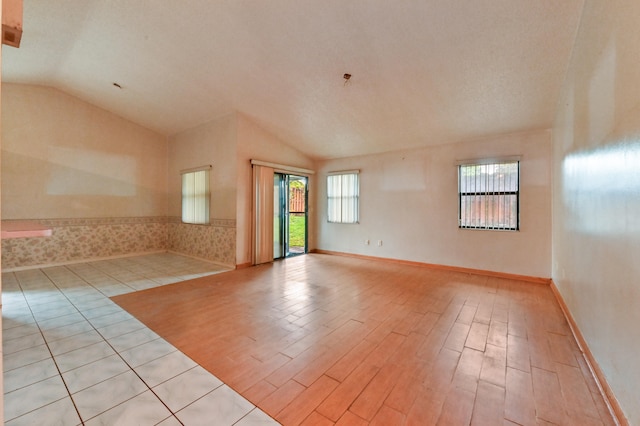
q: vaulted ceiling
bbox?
[2,0,585,159]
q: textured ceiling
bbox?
[2,0,585,159]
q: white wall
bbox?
[552,0,640,423]
[2,84,167,219]
[317,129,552,278]
[235,113,316,265]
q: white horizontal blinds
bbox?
[327,175,341,223]
[182,168,210,224]
[459,161,519,230]
[341,173,359,223]
[327,172,359,223]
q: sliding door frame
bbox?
[251,160,314,265]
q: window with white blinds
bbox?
[327,171,359,224]
[182,167,210,224]
[458,161,519,231]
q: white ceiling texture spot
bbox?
[2,0,585,159]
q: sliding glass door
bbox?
[274,173,308,259]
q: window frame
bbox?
[457,160,520,231]
[327,170,360,224]
[181,165,211,225]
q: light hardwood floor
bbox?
[113,254,615,426]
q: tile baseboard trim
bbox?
[2,217,237,228]
[550,280,628,426]
[166,250,235,270]
[167,216,236,228]
[311,249,551,285]
[12,216,169,227]
[2,250,167,273]
[235,262,252,269]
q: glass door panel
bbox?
[287,175,307,256]
[273,173,286,259]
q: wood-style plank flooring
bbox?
[112,254,615,426]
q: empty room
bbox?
[1,0,638,425]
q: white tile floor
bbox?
[2,253,279,425]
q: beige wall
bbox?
[167,113,237,220]
[552,0,640,423]
[167,112,315,266]
[1,84,169,268]
[2,84,167,219]
[317,129,552,278]
[235,113,316,265]
[166,114,238,266]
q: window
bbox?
[181,166,210,224]
[458,160,519,230]
[327,171,359,223]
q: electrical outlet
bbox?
[365,239,370,245]
[377,240,383,247]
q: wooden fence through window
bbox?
[289,187,305,213]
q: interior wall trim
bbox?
[250,159,315,175]
[312,249,551,285]
[550,280,628,426]
[1,250,167,273]
[2,217,238,228]
[167,216,236,228]
[165,250,234,269]
[4,249,237,273]
[4,216,168,227]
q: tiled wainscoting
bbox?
[168,218,236,268]
[1,218,168,270]
[2,217,237,270]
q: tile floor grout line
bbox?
[47,256,232,423]
[1,256,198,425]
[42,264,189,425]
[66,262,137,299]
[12,269,87,426]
